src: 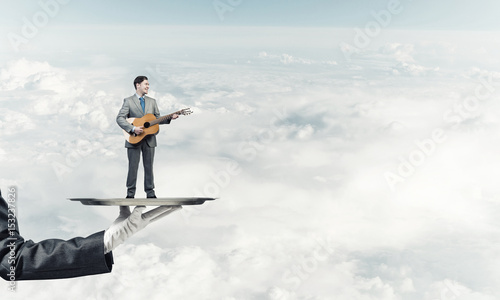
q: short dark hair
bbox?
[134,76,148,90]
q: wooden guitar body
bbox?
[122,108,192,145]
[122,114,159,145]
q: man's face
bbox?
[136,79,149,95]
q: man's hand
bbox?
[104,205,182,253]
[134,126,144,135]
[133,205,182,224]
[171,114,179,120]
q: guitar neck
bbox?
[149,110,184,126]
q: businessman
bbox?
[0,189,180,280]
[116,76,178,203]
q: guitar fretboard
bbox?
[149,109,191,126]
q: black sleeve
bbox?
[0,190,113,281]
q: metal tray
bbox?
[69,197,217,206]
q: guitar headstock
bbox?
[179,108,193,116]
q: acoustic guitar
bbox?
[122,108,193,144]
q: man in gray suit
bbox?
[116,76,178,202]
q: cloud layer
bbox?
[2,28,500,299]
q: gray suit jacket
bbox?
[116,94,170,148]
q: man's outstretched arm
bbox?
[0,189,180,281]
[0,190,113,281]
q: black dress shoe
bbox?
[147,195,157,199]
[126,196,134,199]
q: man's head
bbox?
[134,76,149,96]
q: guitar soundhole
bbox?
[144,122,150,128]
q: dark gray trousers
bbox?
[126,141,155,197]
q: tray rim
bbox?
[68,197,217,206]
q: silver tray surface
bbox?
[69,197,216,206]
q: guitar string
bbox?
[150,108,191,126]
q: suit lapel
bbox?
[144,96,152,114]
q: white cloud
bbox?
[258,51,337,66]
[382,43,416,63]
[0,58,54,91]
[391,62,440,76]
[0,108,35,134]
[3,28,500,299]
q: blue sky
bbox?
[2,0,500,29]
[3,1,500,299]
